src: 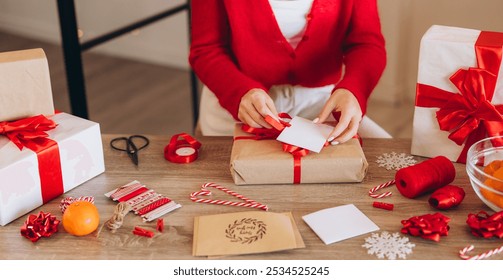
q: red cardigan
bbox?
[189,0,386,120]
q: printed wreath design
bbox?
[225,218,267,244]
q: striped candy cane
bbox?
[368,179,395,199]
[190,182,268,211]
[459,244,503,260]
[60,196,95,213]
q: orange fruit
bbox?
[62,201,100,236]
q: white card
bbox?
[276,116,334,153]
[302,204,379,245]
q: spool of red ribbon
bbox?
[428,185,465,210]
[164,133,201,163]
[395,156,455,198]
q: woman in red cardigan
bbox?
[190,0,389,143]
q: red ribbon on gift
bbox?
[416,31,503,163]
[466,211,503,239]
[234,113,312,184]
[401,212,451,242]
[164,133,201,163]
[0,115,64,203]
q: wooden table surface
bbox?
[1,135,501,260]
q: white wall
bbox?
[1,0,503,103]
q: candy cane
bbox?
[190,182,268,211]
[459,244,503,260]
[369,179,395,198]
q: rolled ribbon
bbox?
[466,211,503,239]
[396,156,455,198]
[20,211,60,242]
[428,185,465,210]
[164,133,201,163]
[401,212,451,242]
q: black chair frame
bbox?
[56,0,199,128]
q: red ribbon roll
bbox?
[428,185,465,210]
[395,156,455,199]
[164,133,201,163]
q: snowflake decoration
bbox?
[363,231,415,260]
[376,152,417,171]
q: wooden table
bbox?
[1,136,501,260]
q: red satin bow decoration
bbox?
[164,133,201,163]
[0,115,57,150]
[416,32,503,162]
[466,211,503,239]
[401,213,451,242]
[436,68,503,145]
[428,185,466,210]
[20,211,60,242]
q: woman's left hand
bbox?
[313,88,362,145]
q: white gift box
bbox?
[411,25,503,163]
[0,113,105,225]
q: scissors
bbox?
[110,135,150,166]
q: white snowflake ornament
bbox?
[362,231,415,260]
[376,152,417,171]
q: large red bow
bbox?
[0,115,57,150]
[0,114,63,203]
[401,212,451,242]
[416,31,503,162]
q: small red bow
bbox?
[20,211,60,242]
[0,115,57,150]
[466,211,503,239]
[401,213,451,242]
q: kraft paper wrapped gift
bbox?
[0,48,55,122]
[411,25,503,163]
[0,113,105,226]
[230,125,368,185]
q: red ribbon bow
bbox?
[20,211,60,242]
[466,211,503,239]
[401,213,451,242]
[0,115,57,150]
[0,114,64,204]
[416,31,503,162]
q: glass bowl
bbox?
[466,136,503,212]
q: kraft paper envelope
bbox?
[193,211,305,257]
[0,48,55,122]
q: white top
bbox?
[269,0,314,49]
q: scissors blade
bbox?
[130,151,139,165]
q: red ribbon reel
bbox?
[164,133,201,163]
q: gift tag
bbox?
[276,116,333,153]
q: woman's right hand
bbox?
[238,88,279,128]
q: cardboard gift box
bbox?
[230,125,368,185]
[411,25,503,163]
[0,113,105,225]
[0,49,55,122]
